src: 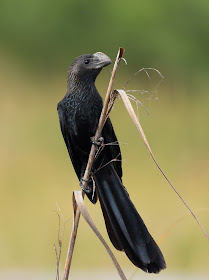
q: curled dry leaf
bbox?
[73,191,127,280]
[116,89,209,242]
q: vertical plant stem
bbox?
[62,199,82,280]
[82,47,125,182]
[62,48,125,280]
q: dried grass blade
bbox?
[73,191,127,280]
[116,89,209,242]
[62,48,125,280]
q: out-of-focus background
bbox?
[1,0,209,279]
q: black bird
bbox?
[57,52,166,273]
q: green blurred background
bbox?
[1,0,209,278]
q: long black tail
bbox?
[93,164,166,273]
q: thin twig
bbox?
[123,67,164,89]
[94,155,121,174]
[54,205,71,280]
[62,48,125,280]
[125,89,149,94]
[126,93,150,117]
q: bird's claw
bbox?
[80,177,92,193]
[91,136,104,147]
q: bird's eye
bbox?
[84,59,90,64]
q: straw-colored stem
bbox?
[62,48,125,280]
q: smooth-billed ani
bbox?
[57,52,166,273]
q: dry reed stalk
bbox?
[62,48,125,280]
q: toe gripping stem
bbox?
[80,177,92,193]
[91,136,104,147]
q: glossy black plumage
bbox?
[57,52,166,273]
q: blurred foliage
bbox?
[1,0,209,85]
[0,0,209,276]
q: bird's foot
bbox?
[80,177,92,193]
[91,136,104,147]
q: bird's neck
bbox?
[67,71,97,94]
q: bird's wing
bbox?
[103,118,123,179]
[57,103,82,178]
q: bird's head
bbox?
[68,52,112,83]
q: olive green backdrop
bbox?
[1,0,209,277]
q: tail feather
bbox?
[94,164,166,273]
[99,196,123,251]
